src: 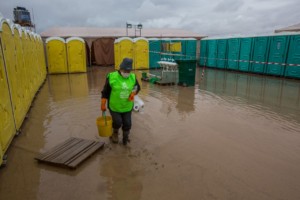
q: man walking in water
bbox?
[101,58,141,145]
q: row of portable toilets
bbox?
[0,17,47,165]
[199,33,300,79]
[115,37,197,69]
[46,37,87,74]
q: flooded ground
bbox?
[0,66,300,200]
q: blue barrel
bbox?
[239,37,253,72]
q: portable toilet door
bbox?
[160,38,173,61]
[216,39,227,69]
[170,38,182,60]
[206,39,217,67]
[0,18,16,154]
[66,37,87,73]
[266,35,290,76]
[133,37,149,70]
[185,38,197,60]
[251,36,270,74]
[114,38,120,69]
[199,39,207,66]
[117,37,133,70]
[285,34,300,79]
[46,37,68,74]
[148,38,161,69]
[239,37,254,72]
[227,38,241,70]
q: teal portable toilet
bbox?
[216,39,227,69]
[185,38,197,60]
[171,38,183,60]
[160,38,173,61]
[199,39,207,66]
[285,34,300,79]
[251,36,270,74]
[148,38,161,69]
[239,37,253,72]
[207,39,217,67]
[227,38,241,70]
[266,35,290,76]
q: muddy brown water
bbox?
[0,67,300,200]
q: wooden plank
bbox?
[67,142,104,168]
[51,140,93,164]
[40,138,82,161]
[35,137,77,160]
[35,137,105,169]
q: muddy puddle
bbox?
[0,67,300,200]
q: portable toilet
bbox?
[206,39,217,67]
[239,37,254,72]
[251,36,270,74]
[170,38,183,60]
[148,38,161,69]
[66,37,87,73]
[114,37,133,70]
[199,39,207,66]
[227,38,241,70]
[160,38,173,61]
[46,37,68,74]
[0,18,17,155]
[133,37,149,70]
[185,38,197,60]
[216,39,227,69]
[114,38,120,69]
[285,34,300,79]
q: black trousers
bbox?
[109,110,132,131]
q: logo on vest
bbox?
[120,83,130,99]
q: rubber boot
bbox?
[122,130,130,145]
[111,129,119,143]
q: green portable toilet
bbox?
[185,38,197,60]
[239,37,254,72]
[266,35,290,76]
[285,34,300,79]
[199,39,207,66]
[216,39,227,69]
[148,38,161,69]
[207,39,217,67]
[251,36,270,74]
[227,38,241,70]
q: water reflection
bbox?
[199,68,300,123]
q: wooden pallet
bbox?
[35,137,104,169]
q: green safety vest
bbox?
[108,71,136,112]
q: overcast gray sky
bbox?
[1,0,299,36]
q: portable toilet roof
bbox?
[46,36,66,43]
[66,36,85,43]
[133,37,148,42]
[115,37,133,43]
[0,18,14,34]
[14,24,23,37]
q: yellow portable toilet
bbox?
[46,37,68,74]
[26,31,36,101]
[0,18,16,155]
[37,35,47,80]
[133,37,149,70]
[115,37,133,70]
[114,38,120,70]
[20,27,31,112]
[66,37,87,73]
[13,25,28,129]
